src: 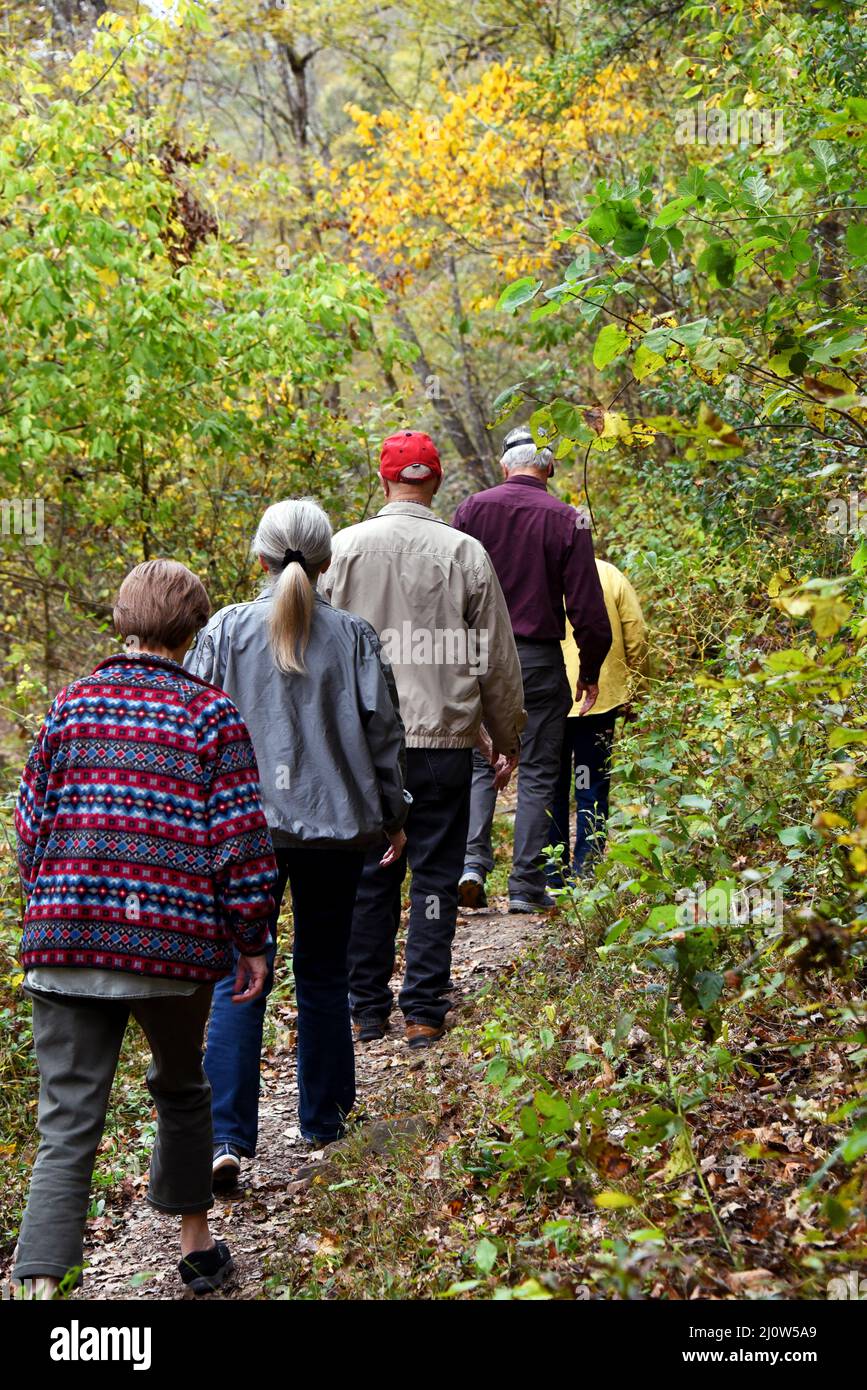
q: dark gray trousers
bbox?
[13,984,214,1283]
[349,748,473,1027]
[464,640,572,901]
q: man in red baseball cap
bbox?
[321,428,525,1050]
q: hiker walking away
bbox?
[453,427,612,913]
[321,431,525,1049]
[12,560,276,1299]
[547,558,649,885]
[187,499,408,1190]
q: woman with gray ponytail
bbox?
[255,499,333,674]
[186,498,408,1186]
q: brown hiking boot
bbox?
[458,872,487,909]
[405,1021,446,1049]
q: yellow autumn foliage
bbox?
[323,59,649,286]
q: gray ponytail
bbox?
[252,499,333,675]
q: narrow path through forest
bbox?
[77,897,538,1301]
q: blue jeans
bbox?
[205,845,365,1150]
[547,711,618,881]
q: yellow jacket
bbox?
[563,560,648,716]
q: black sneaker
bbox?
[212,1143,241,1191]
[354,1016,388,1043]
[178,1240,234,1296]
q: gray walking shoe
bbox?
[508,893,555,914]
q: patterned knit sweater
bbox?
[16,655,277,982]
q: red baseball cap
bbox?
[379,430,442,483]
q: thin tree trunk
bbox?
[391,306,496,489]
[446,256,498,474]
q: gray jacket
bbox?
[186,591,409,849]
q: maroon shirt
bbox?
[452,475,612,686]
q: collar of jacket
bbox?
[92,652,216,690]
[376,500,449,524]
[257,585,332,610]
[503,474,548,491]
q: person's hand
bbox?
[380,827,407,867]
[232,952,269,1003]
[493,751,519,791]
[575,681,599,716]
[476,725,495,765]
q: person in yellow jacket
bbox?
[547,558,649,883]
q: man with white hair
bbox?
[453,426,612,912]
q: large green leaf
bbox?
[593,323,630,369]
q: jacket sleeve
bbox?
[15,697,61,897]
[465,557,526,756]
[563,522,612,687]
[185,621,222,687]
[617,572,650,695]
[355,620,410,835]
[197,695,277,956]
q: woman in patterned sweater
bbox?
[12,559,277,1298]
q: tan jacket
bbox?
[321,501,525,753]
[563,560,649,716]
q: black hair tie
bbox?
[282,547,307,569]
